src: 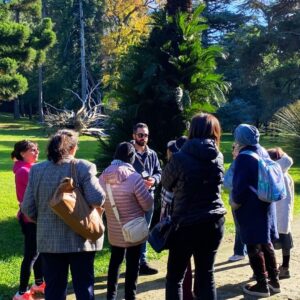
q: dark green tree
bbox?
[217,0,300,126]
[40,0,103,109]
[99,4,228,167]
[0,0,56,118]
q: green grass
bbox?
[0,113,162,298]
[0,113,299,298]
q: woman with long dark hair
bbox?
[22,129,105,300]
[162,113,226,300]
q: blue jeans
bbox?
[166,217,225,300]
[140,204,154,265]
[232,210,247,256]
[41,252,95,300]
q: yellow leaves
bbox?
[101,0,159,86]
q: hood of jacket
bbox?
[13,160,32,174]
[181,138,219,161]
[277,153,293,173]
[101,162,136,184]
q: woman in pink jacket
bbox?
[12,140,45,300]
[99,142,153,300]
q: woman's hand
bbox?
[144,177,155,189]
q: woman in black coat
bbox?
[162,113,226,300]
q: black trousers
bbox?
[19,219,43,292]
[107,244,142,300]
[247,243,278,282]
[41,251,95,300]
[166,217,225,300]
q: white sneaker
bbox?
[228,254,245,262]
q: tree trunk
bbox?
[29,103,33,120]
[79,0,87,101]
[19,98,25,116]
[38,65,44,122]
[38,0,45,123]
[14,10,21,120]
[14,98,20,120]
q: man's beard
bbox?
[135,139,147,147]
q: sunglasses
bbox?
[136,133,149,138]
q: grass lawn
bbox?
[0,113,299,298]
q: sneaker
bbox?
[139,263,158,275]
[268,280,281,293]
[279,266,290,279]
[30,282,46,294]
[13,291,34,300]
[228,254,245,262]
[243,282,270,298]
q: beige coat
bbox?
[99,161,153,248]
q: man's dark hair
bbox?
[133,123,148,133]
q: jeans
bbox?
[166,217,225,300]
[19,219,43,293]
[140,204,154,265]
[41,252,96,300]
[232,210,247,256]
[107,245,142,300]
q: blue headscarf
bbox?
[234,124,260,146]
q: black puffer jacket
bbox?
[162,138,226,226]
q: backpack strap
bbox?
[239,150,260,161]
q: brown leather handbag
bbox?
[50,160,105,242]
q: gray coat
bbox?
[22,157,105,253]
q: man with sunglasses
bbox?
[132,123,162,275]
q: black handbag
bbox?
[148,216,176,253]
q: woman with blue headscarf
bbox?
[231,124,280,298]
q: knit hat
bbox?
[234,124,260,146]
[167,136,188,153]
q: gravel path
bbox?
[66,217,300,300]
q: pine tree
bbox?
[0,0,56,118]
[99,5,228,167]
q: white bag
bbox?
[106,183,149,243]
[122,216,149,243]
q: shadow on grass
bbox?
[0,218,22,300]
[0,285,18,300]
[0,217,23,260]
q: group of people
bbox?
[11,113,294,300]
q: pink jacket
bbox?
[13,160,34,223]
[99,162,153,248]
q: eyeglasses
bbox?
[136,133,149,138]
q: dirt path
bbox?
[67,217,300,300]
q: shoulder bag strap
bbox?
[71,159,80,188]
[106,183,122,226]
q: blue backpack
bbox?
[240,150,286,203]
